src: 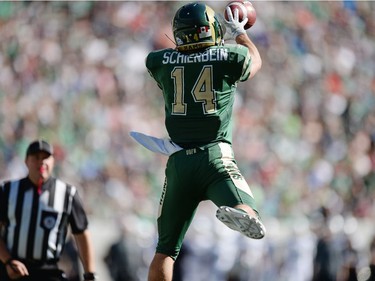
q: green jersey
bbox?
[146,44,251,148]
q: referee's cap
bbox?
[26,140,53,156]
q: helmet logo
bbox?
[198,26,212,39]
[176,37,184,45]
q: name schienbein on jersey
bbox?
[161,48,229,64]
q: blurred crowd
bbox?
[0,1,374,281]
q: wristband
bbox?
[4,258,14,266]
[83,272,97,280]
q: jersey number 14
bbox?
[171,65,217,115]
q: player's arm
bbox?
[223,7,262,78]
[235,34,261,78]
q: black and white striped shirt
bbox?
[0,177,88,262]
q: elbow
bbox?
[255,58,262,72]
[255,54,262,70]
[249,59,262,78]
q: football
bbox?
[224,1,257,30]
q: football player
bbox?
[144,3,266,280]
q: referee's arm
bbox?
[0,232,12,264]
[74,230,96,274]
[70,190,96,278]
[0,186,29,278]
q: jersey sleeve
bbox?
[226,44,252,82]
[69,189,89,234]
[239,46,251,81]
[145,48,175,90]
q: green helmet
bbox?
[173,2,224,52]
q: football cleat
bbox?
[216,206,266,239]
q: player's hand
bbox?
[5,259,29,279]
[223,6,248,39]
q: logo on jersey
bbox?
[40,210,58,230]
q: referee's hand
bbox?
[6,259,29,279]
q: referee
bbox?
[0,140,97,281]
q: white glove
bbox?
[223,6,248,40]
